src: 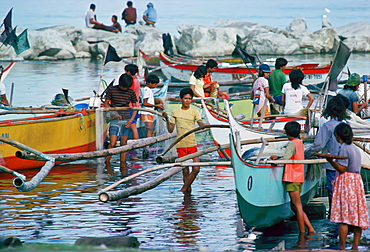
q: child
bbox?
[104,73,138,165]
[162,87,205,193]
[109,15,122,33]
[125,64,140,141]
[250,64,275,116]
[283,121,315,234]
[282,69,314,116]
[189,65,207,97]
[326,123,369,250]
[268,57,288,106]
[203,59,229,99]
[140,74,164,137]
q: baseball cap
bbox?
[259,64,272,73]
[347,73,361,86]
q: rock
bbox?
[75,236,139,248]
[336,22,370,52]
[286,17,309,37]
[0,236,22,248]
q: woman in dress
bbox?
[326,123,369,250]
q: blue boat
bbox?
[225,100,321,228]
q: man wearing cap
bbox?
[142,2,157,27]
[250,64,275,116]
[338,73,369,115]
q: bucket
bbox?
[74,103,89,109]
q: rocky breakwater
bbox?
[176,18,370,57]
[0,18,369,60]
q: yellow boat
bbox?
[0,109,104,171]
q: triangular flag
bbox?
[2,8,13,36]
[3,26,17,46]
[104,44,121,65]
[12,29,30,55]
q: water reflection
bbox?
[173,194,200,247]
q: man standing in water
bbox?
[162,88,205,193]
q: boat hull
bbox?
[0,111,101,170]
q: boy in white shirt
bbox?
[140,74,164,137]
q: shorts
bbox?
[109,119,131,137]
[177,146,198,158]
[273,95,283,105]
[285,182,302,192]
[129,110,140,123]
[141,114,154,123]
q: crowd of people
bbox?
[100,51,369,248]
[84,1,157,33]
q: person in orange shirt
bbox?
[203,59,229,99]
[282,121,315,234]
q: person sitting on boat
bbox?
[203,59,229,99]
[142,2,157,27]
[121,1,137,26]
[140,74,164,138]
[281,121,315,234]
[269,57,288,106]
[282,69,314,116]
[325,123,369,250]
[162,87,206,193]
[304,95,349,217]
[338,73,369,116]
[250,64,275,116]
[104,73,138,166]
[189,65,207,97]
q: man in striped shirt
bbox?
[104,73,138,166]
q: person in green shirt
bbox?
[268,57,288,106]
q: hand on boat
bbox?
[270,155,279,160]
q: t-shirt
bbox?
[85,9,95,28]
[130,77,140,107]
[252,77,269,114]
[189,74,205,97]
[170,107,201,148]
[337,143,361,173]
[105,86,137,119]
[0,82,6,95]
[269,69,286,97]
[140,86,154,115]
[338,88,359,112]
[282,83,310,115]
[143,8,157,23]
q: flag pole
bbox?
[97,45,109,97]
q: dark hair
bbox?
[284,121,300,138]
[119,73,133,88]
[180,87,194,99]
[334,123,353,144]
[193,65,207,79]
[127,1,133,6]
[124,64,138,75]
[275,57,288,69]
[90,3,96,9]
[112,15,118,21]
[322,94,349,121]
[146,74,159,85]
[289,69,304,90]
[206,59,218,69]
[343,84,358,91]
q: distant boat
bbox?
[158,52,331,84]
[225,99,320,228]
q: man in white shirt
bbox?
[84,4,115,32]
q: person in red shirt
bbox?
[121,1,137,26]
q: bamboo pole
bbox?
[259,159,328,165]
[0,165,26,181]
[99,161,231,202]
[17,132,176,161]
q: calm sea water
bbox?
[1,1,370,251]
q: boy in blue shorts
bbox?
[104,73,138,166]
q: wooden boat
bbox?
[201,99,305,158]
[225,99,320,228]
[159,52,331,84]
[0,109,105,171]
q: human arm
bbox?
[305,92,314,109]
[162,111,175,133]
[283,141,296,160]
[282,93,286,107]
[304,124,330,158]
[250,90,254,100]
[1,94,9,105]
[264,87,275,103]
[325,157,347,173]
[142,98,164,110]
[353,101,369,115]
[189,84,202,97]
